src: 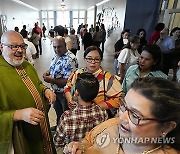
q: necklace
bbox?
[142,146,162,154]
[116,143,120,154]
[116,144,162,154]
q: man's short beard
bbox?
[2,51,24,67]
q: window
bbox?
[42,11,47,18]
[79,11,85,18]
[73,19,78,32]
[168,0,175,9]
[49,19,54,28]
[57,11,70,27]
[48,11,54,18]
[73,11,78,18]
[177,0,180,8]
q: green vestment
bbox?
[0,56,56,154]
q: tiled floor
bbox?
[34,38,116,127]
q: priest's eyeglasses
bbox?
[3,43,28,50]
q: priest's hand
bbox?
[13,107,44,125]
[44,88,56,104]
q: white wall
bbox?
[87,0,126,45]
[0,0,39,32]
[87,8,95,26]
[86,0,126,74]
[96,0,126,41]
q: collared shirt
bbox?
[122,64,168,95]
[50,50,78,92]
[53,103,108,148]
[156,36,175,53]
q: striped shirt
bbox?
[64,68,123,108]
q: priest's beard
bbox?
[2,51,24,67]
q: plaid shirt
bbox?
[53,103,108,148]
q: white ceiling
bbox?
[11,0,104,11]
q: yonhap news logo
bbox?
[96,132,175,148]
[96,132,111,148]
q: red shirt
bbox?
[32,26,42,37]
[148,31,160,44]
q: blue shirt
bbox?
[156,37,175,53]
[122,64,168,95]
[50,51,78,92]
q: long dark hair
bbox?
[141,44,163,71]
[136,28,146,39]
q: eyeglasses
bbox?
[85,57,101,63]
[119,102,163,125]
[3,43,28,50]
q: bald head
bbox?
[1,30,24,45]
[160,28,169,40]
[1,30,25,67]
[161,28,169,34]
[53,36,66,46]
[52,36,67,56]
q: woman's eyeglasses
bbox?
[119,102,164,125]
[85,57,101,63]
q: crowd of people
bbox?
[0,21,180,154]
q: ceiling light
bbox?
[88,6,95,10]
[96,0,110,6]
[61,0,65,7]
[11,0,38,11]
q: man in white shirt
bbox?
[21,31,37,65]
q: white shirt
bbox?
[117,48,140,74]
[24,39,37,65]
[64,36,72,50]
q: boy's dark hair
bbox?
[75,72,99,102]
[54,25,65,36]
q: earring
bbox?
[162,132,166,138]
